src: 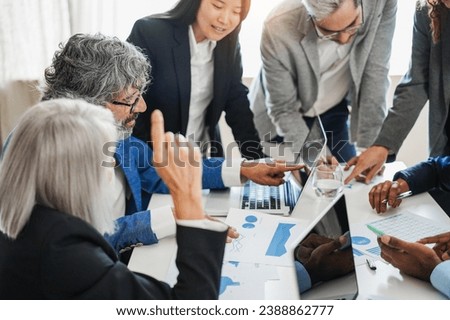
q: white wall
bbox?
[60,0,418,78]
[1,0,428,164]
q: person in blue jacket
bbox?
[5,33,300,255]
[369,156,450,298]
[127,0,265,159]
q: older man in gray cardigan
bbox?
[250,0,396,162]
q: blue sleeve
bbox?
[103,210,158,254]
[201,158,226,189]
[393,156,450,194]
[131,137,226,192]
[295,261,312,294]
[430,260,450,299]
[139,157,226,193]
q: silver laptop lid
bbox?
[296,116,327,169]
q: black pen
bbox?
[366,258,377,271]
[381,190,413,203]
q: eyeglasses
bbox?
[310,3,364,41]
[111,94,141,114]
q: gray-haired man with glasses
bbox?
[250,0,396,163]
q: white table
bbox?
[128,162,450,299]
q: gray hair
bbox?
[0,99,118,239]
[302,0,360,21]
[41,33,150,106]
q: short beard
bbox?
[116,125,133,139]
[116,113,138,139]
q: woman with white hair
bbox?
[0,99,227,299]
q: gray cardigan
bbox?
[250,0,397,151]
[374,4,450,157]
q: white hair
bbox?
[0,98,118,239]
[302,0,360,21]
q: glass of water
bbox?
[312,163,344,198]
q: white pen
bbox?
[381,190,413,203]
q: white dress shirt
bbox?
[111,167,127,220]
[185,25,217,152]
[304,38,353,117]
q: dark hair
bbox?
[153,0,251,25]
[425,0,448,43]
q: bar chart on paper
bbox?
[223,208,306,266]
[265,223,297,257]
[218,208,307,299]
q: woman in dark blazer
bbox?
[347,0,450,182]
[0,99,227,299]
[345,0,450,212]
[127,0,264,159]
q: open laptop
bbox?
[294,193,358,300]
[205,117,327,216]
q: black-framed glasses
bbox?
[310,2,364,41]
[111,95,141,114]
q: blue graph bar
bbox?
[265,223,295,257]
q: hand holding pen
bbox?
[368,178,411,214]
[381,190,412,203]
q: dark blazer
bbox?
[374,5,450,157]
[0,205,227,299]
[394,156,450,195]
[128,17,264,159]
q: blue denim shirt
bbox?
[105,137,227,253]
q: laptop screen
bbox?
[296,116,328,169]
[205,117,328,216]
[294,193,358,300]
[276,116,328,213]
[287,116,328,188]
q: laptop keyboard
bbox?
[241,181,281,210]
[240,180,297,210]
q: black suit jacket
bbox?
[128,17,264,159]
[0,205,226,299]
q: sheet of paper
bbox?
[224,208,307,266]
[165,249,281,300]
[350,210,450,259]
[219,261,279,300]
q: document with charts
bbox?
[223,208,306,266]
